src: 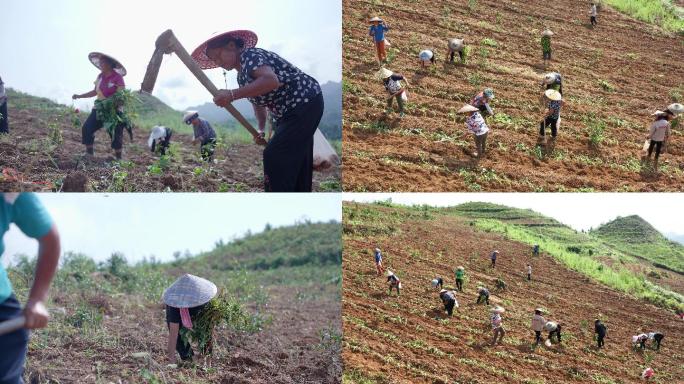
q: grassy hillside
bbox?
[7,221,342,383]
[591,215,684,273]
[448,203,684,311]
[603,0,684,34]
[342,202,684,383]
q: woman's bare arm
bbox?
[167,322,179,363]
[24,225,60,329]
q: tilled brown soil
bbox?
[0,107,340,192]
[24,287,341,384]
[342,0,684,191]
[342,203,684,383]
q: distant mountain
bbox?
[591,215,684,273]
[185,81,342,140]
[666,233,684,246]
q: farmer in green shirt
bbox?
[455,266,465,292]
[0,193,61,383]
[541,29,553,67]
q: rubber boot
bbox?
[86,146,94,156]
[115,150,122,160]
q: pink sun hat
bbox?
[191,30,259,70]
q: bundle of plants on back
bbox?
[180,291,271,355]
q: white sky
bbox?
[343,193,684,240]
[0,0,341,111]
[2,193,341,266]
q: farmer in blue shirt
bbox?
[369,17,389,63]
[0,193,60,384]
[374,247,384,276]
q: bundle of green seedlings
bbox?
[180,291,269,355]
[94,89,138,142]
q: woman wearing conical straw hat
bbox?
[376,68,410,118]
[490,306,506,346]
[446,38,465,64]
[369,17,390,64]
[458,104,490,159]
[72,52,128,160]
[541,29,554,67]
[644,109,674,171]
[419,49,436,68]
[192,30,324,192]
[539,89,564,145]
[163,274,217,363]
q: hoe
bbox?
[140,29,266,146]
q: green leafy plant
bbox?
[93,89,138,143]
[180,292,269,354]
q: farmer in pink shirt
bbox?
[72,52,127,160]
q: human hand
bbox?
[72,94,80,100]
[254,134,267,146]
[213,89,235,108]
[23,300,49,329]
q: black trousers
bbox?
[264,93,324,192]
[449,50,464,63]
[591,16,597,25]
[653,333,664,350]
[456,278,463,291]
[0,295,29,384]
[648,140,663,159]
[597,334,605,348]
[527,273,531,281]
[0,101,8,134]
[477,294,489,305]
[82,109,124,150]
[444,299,455,316]
[535,331,542,344]
[540,117,559,137]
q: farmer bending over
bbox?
[439,289,458,316]
[148,126,173,156]
[0,193,61,383]
[446,39,465,64]
[432,277,444,290]
[545,321,562,344]
[184,111,217,162]
[476,286,490,305]
[163,274,217,363]
[470,88,494,119]
[419,50,435,68]
[377,68,409,118]
[386,271,401,296]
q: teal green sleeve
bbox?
[13,193,53,239]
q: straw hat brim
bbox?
[419,50,434,60]
[545,89,562,101]
[369,17,383,23]
[491,306,505,313]
[376,68,394,80]
[542,30,554,36]
[88,52,127,76]
[448,39,464,50]
[162,274,217,308]
[458,105,480,113]
[191,30,259,70]
[667,103,684,115]
[457,266,464,270]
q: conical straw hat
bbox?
[162,274,217,308]
[491,306,505,314]
[376,67,394,80]
[542,29,554,36]
[458,105,479,113]
[667,103,684,115]
[448,38,464,51]
[545,89,562,101]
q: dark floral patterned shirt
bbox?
[237,48,321,122]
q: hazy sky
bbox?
[344,193,684,240]
[0,0,341,111]
[2,193,341,266]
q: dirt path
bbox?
[342,0,684,191]
[342,204,684,383]
[0,107,340,192]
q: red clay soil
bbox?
[342,0,684,191]
[24,287,341,383]
[0,108,340,192]
[342,203,684,383]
